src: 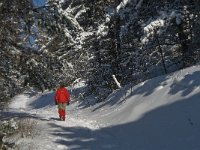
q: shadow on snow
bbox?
[28,92,55,109]
[92,70,200,112]
[48,92,200,150]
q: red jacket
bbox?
[55,87,70,103]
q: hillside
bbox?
[1,65,200,150]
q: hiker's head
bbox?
[59,82,65,88]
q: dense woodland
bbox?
[0,0,200,103]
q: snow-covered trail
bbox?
[3,66,200,150]
[5,90,119,150]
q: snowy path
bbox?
[5,90,119,150]
[3,66,200,150]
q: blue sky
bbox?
[32,0,47,7]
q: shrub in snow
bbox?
[1,118,39,138]
[1,118,39,149]
[0,119,18,136]
[16,118,39,139]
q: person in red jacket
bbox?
[55,83,70,121]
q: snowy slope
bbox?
[2,65,200,150]
[83,65,200,150]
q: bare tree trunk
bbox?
[177,22,191,68]
[112,74,121,89]
[155,32,167,74]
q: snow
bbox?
[117,0,131,12]
[66,62,73,69]
[112,75,121,89]
[116,0,144,12]
[143,19,165,35]
[59,9,84,32]
[75,8,87,20]
[77,31,94,45]
[97,24,108,37]
[2,65,200,149]
[141,18,165,44]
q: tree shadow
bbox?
[126,70,200,100]
[0,111,30,121]
[169,71,200,96]
[0,110,45,121]
[29,92,55,109]
[48,92,200,150]
[48,123,120,150]
[92,70,200,112]
[92,75,169,112]
[129,75,169,97]
[91,88,129,112]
